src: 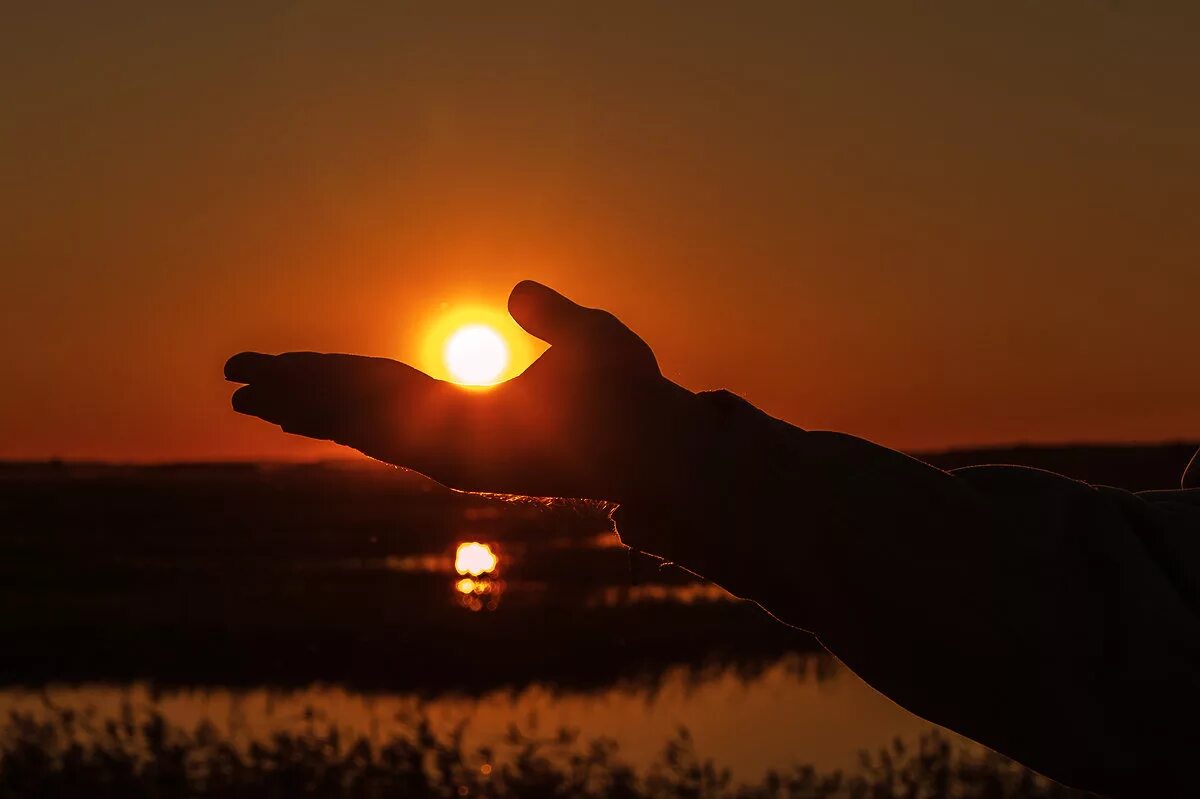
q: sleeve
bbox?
[613,394,1200,797]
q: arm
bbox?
[615,390,1200,796]
[225,281,1199,797]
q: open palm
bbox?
[225,281,706,502]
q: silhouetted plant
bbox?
[0,704,1094,799]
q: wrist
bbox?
[612,388,799,585]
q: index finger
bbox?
[224,351,443,442]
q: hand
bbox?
[225,281,709,502]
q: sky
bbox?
[2,1,1198,461]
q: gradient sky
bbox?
[3,1,1198,461]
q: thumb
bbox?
[507,280,660,374]
[507,280,592,346]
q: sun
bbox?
[443,324,510,386]
[415,299,543,386]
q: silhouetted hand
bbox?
[225,281,712,502]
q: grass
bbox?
[1,703,1091,799]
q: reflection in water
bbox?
[384,553,452,573]
[454,542,502,610]
[455,575,504,611]
[589,583,732,607]
[0,656,985,786]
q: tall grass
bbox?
[0,703,1090,799]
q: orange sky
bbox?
[3,2,1198,462]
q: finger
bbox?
[507,280,659,374]
[228,352,421,393]
[225,352,277,383]
[231,384,274,419]
[226,352,444,450]
[226,351,528,491]
[507,280,595,346]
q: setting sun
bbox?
[443,324,510,386]
[416,301,543,388]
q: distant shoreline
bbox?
[3,439,1198,469]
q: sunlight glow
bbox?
[454,542,499,577]
[443,324,509,386]
[416,301,543,386]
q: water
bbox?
[0,656,952,780]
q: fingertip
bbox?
[508,280,581,344]
[507,280,547,317]
[511,279,546,295]
[224,352,273,382]
[230,384,260,414]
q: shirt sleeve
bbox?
[613,395,1200,797]
[1183,447,1200,488]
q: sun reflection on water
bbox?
[453,542,502,611]
[455,542,498,577]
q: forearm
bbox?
[614,390,983,631]
[613,392,1200,795]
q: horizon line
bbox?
[2,438,1197,469]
